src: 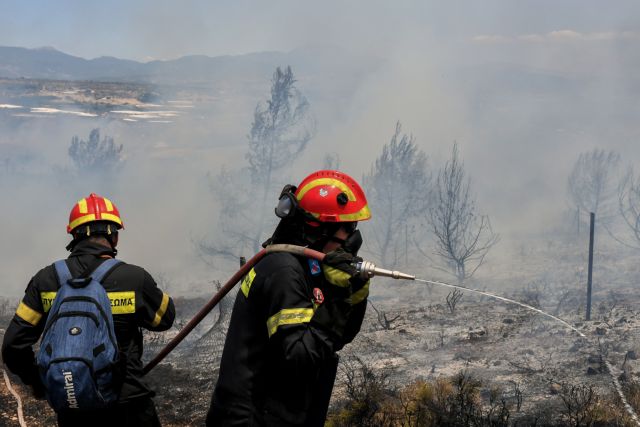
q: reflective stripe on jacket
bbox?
[1,239,175,403]
[207,252,367,426]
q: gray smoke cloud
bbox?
[2,1,640,297]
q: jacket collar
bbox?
[69,239,117,258]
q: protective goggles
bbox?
[275,187,300,219]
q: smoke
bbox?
[2,1,640,298]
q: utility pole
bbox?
[586,212,595,321]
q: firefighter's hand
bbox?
[322,249,369,303]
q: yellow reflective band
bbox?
[100,213,122,226]
[241,268,257,298]
[103,198,114,211]
[108,291,136,314]
[338,205,371,222]
[151,293,170,327]
[40,291,57,312]
[351,281,370,305]
[267,308,314,337]
[68,213,96,231]
[16,302,42,326]
[323,266,351,288]
[296,178,357,202]
[78,198,88,214]
[41,291,136,314]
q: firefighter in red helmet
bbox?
[2,193,175,427]
[207,170,372,426]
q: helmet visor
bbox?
[275,193,297,219]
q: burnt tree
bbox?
[427,143,498,283]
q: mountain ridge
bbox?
[0,45,372,85]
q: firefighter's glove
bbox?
[322,248,369,305]
[312,248,370,343]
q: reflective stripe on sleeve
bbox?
[266,308,314,338]
[16,302,43,326]
[151,293,170,327]
[350,280,370,305]
[322,266,351,288]
[241,268,257,298]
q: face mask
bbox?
[343,229,363,255]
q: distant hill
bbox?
[0,45,378,85]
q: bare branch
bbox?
[567,148,621,225]
[427,143,499,283]
[362,121,431,269]
[199,66,315,264]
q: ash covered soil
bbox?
[2,237,640,426]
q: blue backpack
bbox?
[37,258,122,411]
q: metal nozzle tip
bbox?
[394,272,415,280]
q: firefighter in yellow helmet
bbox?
[2,193,175,427]
[207,170,371,426]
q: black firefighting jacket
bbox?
[1,239,175,403]
[207,252,367,427]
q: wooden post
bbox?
[586,212,595,321]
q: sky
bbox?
[1,1,639,60]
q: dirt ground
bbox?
[2,236,640,426]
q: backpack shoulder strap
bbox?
[90,258,123,283]
[53,260,73,287]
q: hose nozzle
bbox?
[355,260,415,280]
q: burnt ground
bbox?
[3,294,638,426]
[0,321,57,427]
[2,237,640,426]
[0,296,219,427]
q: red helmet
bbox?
[67,193,124,234]
[294,170,371,223]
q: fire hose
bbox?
[143,244,413,375]
[141,245,639,425]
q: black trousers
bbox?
[57,396,161,427]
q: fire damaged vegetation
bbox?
[68,128,124,174]
[327,363,515,427]
[146,364,214,426]
[2,282,640,426]
[446,289,464,314]
[556,382,604,427]
[625,380,640,420]
[327,359,633,427]
[369,300,402,330]
[425,143,499,284]
[3,221,640,426]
